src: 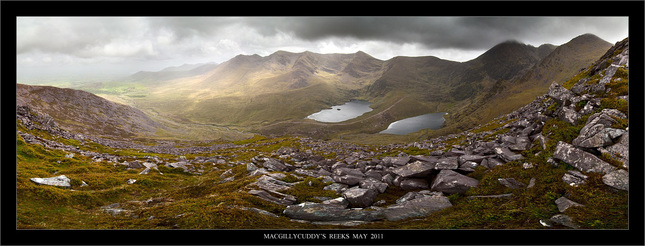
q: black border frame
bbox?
[2,1,644,245]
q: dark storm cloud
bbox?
[240,16,627,50]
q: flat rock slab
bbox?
[553,141,616,174]
[392,160,435,178]
[248,189,296,206]
[30,175,71,187]
[384,195,452,221]
[283,202,384,222]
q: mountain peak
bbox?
[567,33,607,45]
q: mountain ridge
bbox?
[67,33,612,140]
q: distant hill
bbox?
[125,62,219,83]
[16,84,163,138]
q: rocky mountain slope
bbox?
[17,84,164,138]
[449,34,612,132]
[16,38,629,233]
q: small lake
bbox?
[306,100,373,123]
[380,112,447,135]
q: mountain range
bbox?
[61,33,612,141]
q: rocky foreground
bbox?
[16,39,629,230]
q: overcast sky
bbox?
[17,16,629,82]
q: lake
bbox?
[380,112,447,135]
[306,100,373,123]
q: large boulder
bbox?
[391,160,435,178]
[30,175,71,187]
[384,195,452,221]
[283,202,384,222]
[553,141,616,174]
[342,187,378,208]
[431,170,479,194]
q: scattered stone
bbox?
[246,163,259,172]
[550,214,580,229]
[562,170,588,187]
[30,175,71,187]
[498,178,527,189]
[127,179,137,184]
[555,197,584,212]
[493,147,523,163]
[527,178,536,188]
[602,169,629,191]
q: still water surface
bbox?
[306,100,373,123]
[380,112,447,135]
